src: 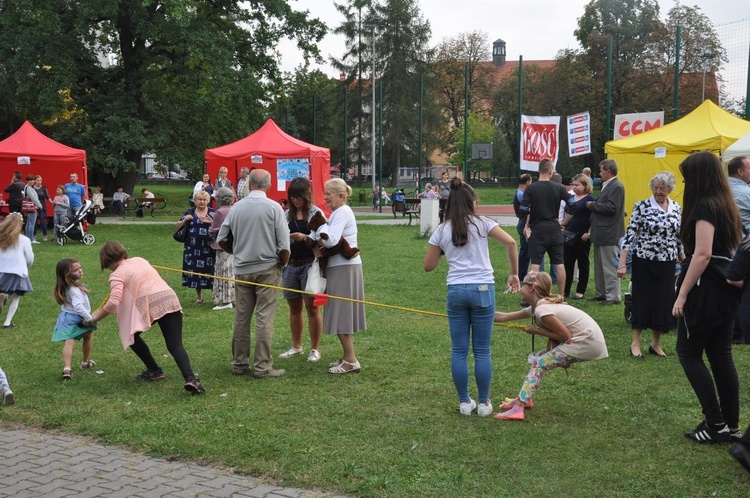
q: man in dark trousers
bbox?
[521,158,574,296]
[513,173,532,281]
[3,172,25,213]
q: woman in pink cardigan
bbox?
[90,241,205,395]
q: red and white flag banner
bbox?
[520,115,559,172]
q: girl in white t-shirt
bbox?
[424,177,519,417]
[493,271,608,420]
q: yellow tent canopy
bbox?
[605,100,750,216]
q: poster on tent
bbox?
[613,111,664,140]
[567,112,591,158]
[276,158,310,191]
[520,115,559,171]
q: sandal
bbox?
[80,360,97,370]
[328,358,344,368]
[194,298,204,305]
[62,368,72,380]
[328,359,361,374]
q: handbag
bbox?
[562,229,578,248]
[304,259,327,294]
[173,209,193,243]
[173,224,188,243]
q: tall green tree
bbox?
[373,0,433,181]
[0,0,326,192]
[431,31,496,158]
[332,0,373,179]
[575,0,662,114]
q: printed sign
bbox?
[277,158,310,181]
[613,111,664,140]
[520,115,559,172]
[567,112,591,158]
[251,155,263,163]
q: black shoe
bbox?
[730,443,750,473]
[685,421,732,444]
[135,368,165,382]
[630,347,644,360]
[648,345,668,358]
[588,296,606,301]
[184,376,206,395]
[599,300,621,306]
[731,429,742,441]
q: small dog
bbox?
[305,210,360,269]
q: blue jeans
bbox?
[25,212,37,240]
[446,283,495,404]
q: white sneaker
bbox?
[279,346,304,359]
[477,401,493,417]
[307,349,321,362]
[459,399,477,416]
[31,240,40,244]
[212,303,233,310]
[2,387,14,405]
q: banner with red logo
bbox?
[613,111,664,140]
[567,111,591,158]
[520,115,559,172]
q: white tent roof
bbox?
[724,130,750,162]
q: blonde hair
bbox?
[193,190,210,202]
[218,166,228,176]
[572,173,593,194]
[0,214,23,250]
[524,271,564,304]
[326,178,352,198]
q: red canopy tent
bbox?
[0,121,88,211]
[205,119,330,210]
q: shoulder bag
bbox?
[173,209,193,243]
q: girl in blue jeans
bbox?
[424,177,519,416]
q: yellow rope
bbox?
[149,264,529,330]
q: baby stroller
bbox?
[56,199,96,246]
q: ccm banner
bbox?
[567,112,591,157]
[613,111,664,140]
[520,115,560,172]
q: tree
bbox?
[332,0,373,180]
[646,4,726,115]
[373,0,433,181]
[575,0,662,118]
[267,68,346,167]
[0,0,326,192]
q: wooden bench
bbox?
[392,198,421,225]
[123,197,167,217]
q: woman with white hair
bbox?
[617,171,684,359]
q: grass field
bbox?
[1,220,749,496]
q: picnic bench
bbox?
[392,197,421,225]
[123,197,168,217]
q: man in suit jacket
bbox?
[586,159,625,305]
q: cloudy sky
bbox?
[277,0,748,101]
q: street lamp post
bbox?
[701,52,716,102]
[366,19,382,200]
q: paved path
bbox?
[0,425,343,498]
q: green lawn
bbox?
[1,223,748,496]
